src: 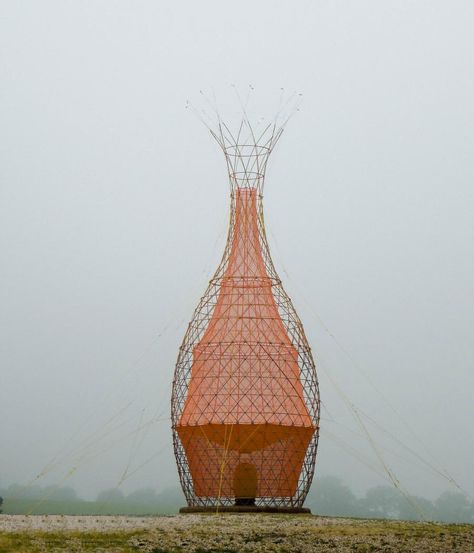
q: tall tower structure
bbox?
[171,102,320,512]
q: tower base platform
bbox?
[179,506,311,514]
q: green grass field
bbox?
[3,499,177,516]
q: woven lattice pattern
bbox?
[171,122,320,508]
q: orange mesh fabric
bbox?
[177,188,315,498]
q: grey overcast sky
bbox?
[1,1,473,501]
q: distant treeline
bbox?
[0,485,180,516]
[1,476,472,524]
[305,476,473,524]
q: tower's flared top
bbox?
[187,87,302,193]
[213,119,283,193]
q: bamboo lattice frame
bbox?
[171,113,320,509]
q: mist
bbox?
[1,1,473,507]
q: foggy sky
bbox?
[1,1,473,501]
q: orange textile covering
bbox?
[176,188,315,498]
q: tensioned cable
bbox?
[357,408,466,493]
[216,423,234,513]
[24,414,171,515]
[16,206,228,504]
[117,408,147,487]
[265,231,441,518]
[322,428,392,483]
[10,400,134,505]
[267,226,465,494]
[94,439,173,516]
[318,355,427,520]
[320,404,452,480]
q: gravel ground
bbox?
[0,514,179,533]
[1,514,473,552]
